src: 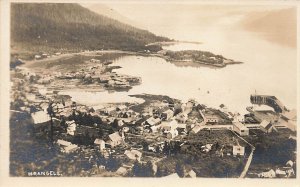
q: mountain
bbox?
[11,3,170,52]
[80,3,145,30]
[238,7,296,48]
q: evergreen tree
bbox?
[106,155,120,172]
[175,162,185,177]
[132,160,141,177]
[145,161,154,177]
[156,166,163,177]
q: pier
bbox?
[250,95,288,113]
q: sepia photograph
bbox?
[0,0,299,185]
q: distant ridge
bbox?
[11,3,170,52]
[238,7,296,48]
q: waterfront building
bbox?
[260,120,277,133]
[233,121,249,136]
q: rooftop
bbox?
[31,111,51,124]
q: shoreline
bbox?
[19,49,242,70]
[146,40,203,47]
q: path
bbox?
[230,130,255,178]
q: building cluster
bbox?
[248,160,296,178]
[10,63,297,177]
[20,56,142,91]
[34,52,62,60]
[56,58,141,89]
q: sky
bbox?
[82,3,296,47]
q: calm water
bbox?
[62,30,296,114]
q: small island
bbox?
[161,50,242,67]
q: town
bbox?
[10,54,297,178]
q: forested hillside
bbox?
[11,3,170,52]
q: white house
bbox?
[116,167,127,175]
[232,145,245,156]
[258,169,276,178]
[286,160,294,167]
[122,127,130,133]
[260,120,277,133]
[150,125,159,133]
[186,169,197,178]
[103,107,117,116]
[145,117,161,126]
[201,144,213,153]
[57,139,78,153]
[90,58,101,63]
[31,111,51,125]
[34,55,42,60]
[233,113,245,123]
[176,112,188,123]
[94,139,105,151]
[191,125,201,134]
[66,120,76,136]
[31,111,51,132]
[161,109,174,121]
[107,132,123,147]
[233,121,249,136]
[275,168,287,178]
[161,120,179,132]
[165,129,178,139]
[285,168,295,177]
[116,105,127,112]
[124,149,142,161]
[117,119,125,127]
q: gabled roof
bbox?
[94,139,105,145]
[57,139,72,147]
[192,125,201,133]
[117,105,127,110]
[124,149,142,161]
[31,111,51,124]
[177,123,187,129]
[233,145,244,150]
[109,132,122,142]
[233,121,248,130]
[163,109,174,114]
[116,167,127,175]
[146,117,161,126]
[259,169,276,178]
[260,120,271,129]
[275,169,286,176]
[61,143,78,153]
[286,160,294,167]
